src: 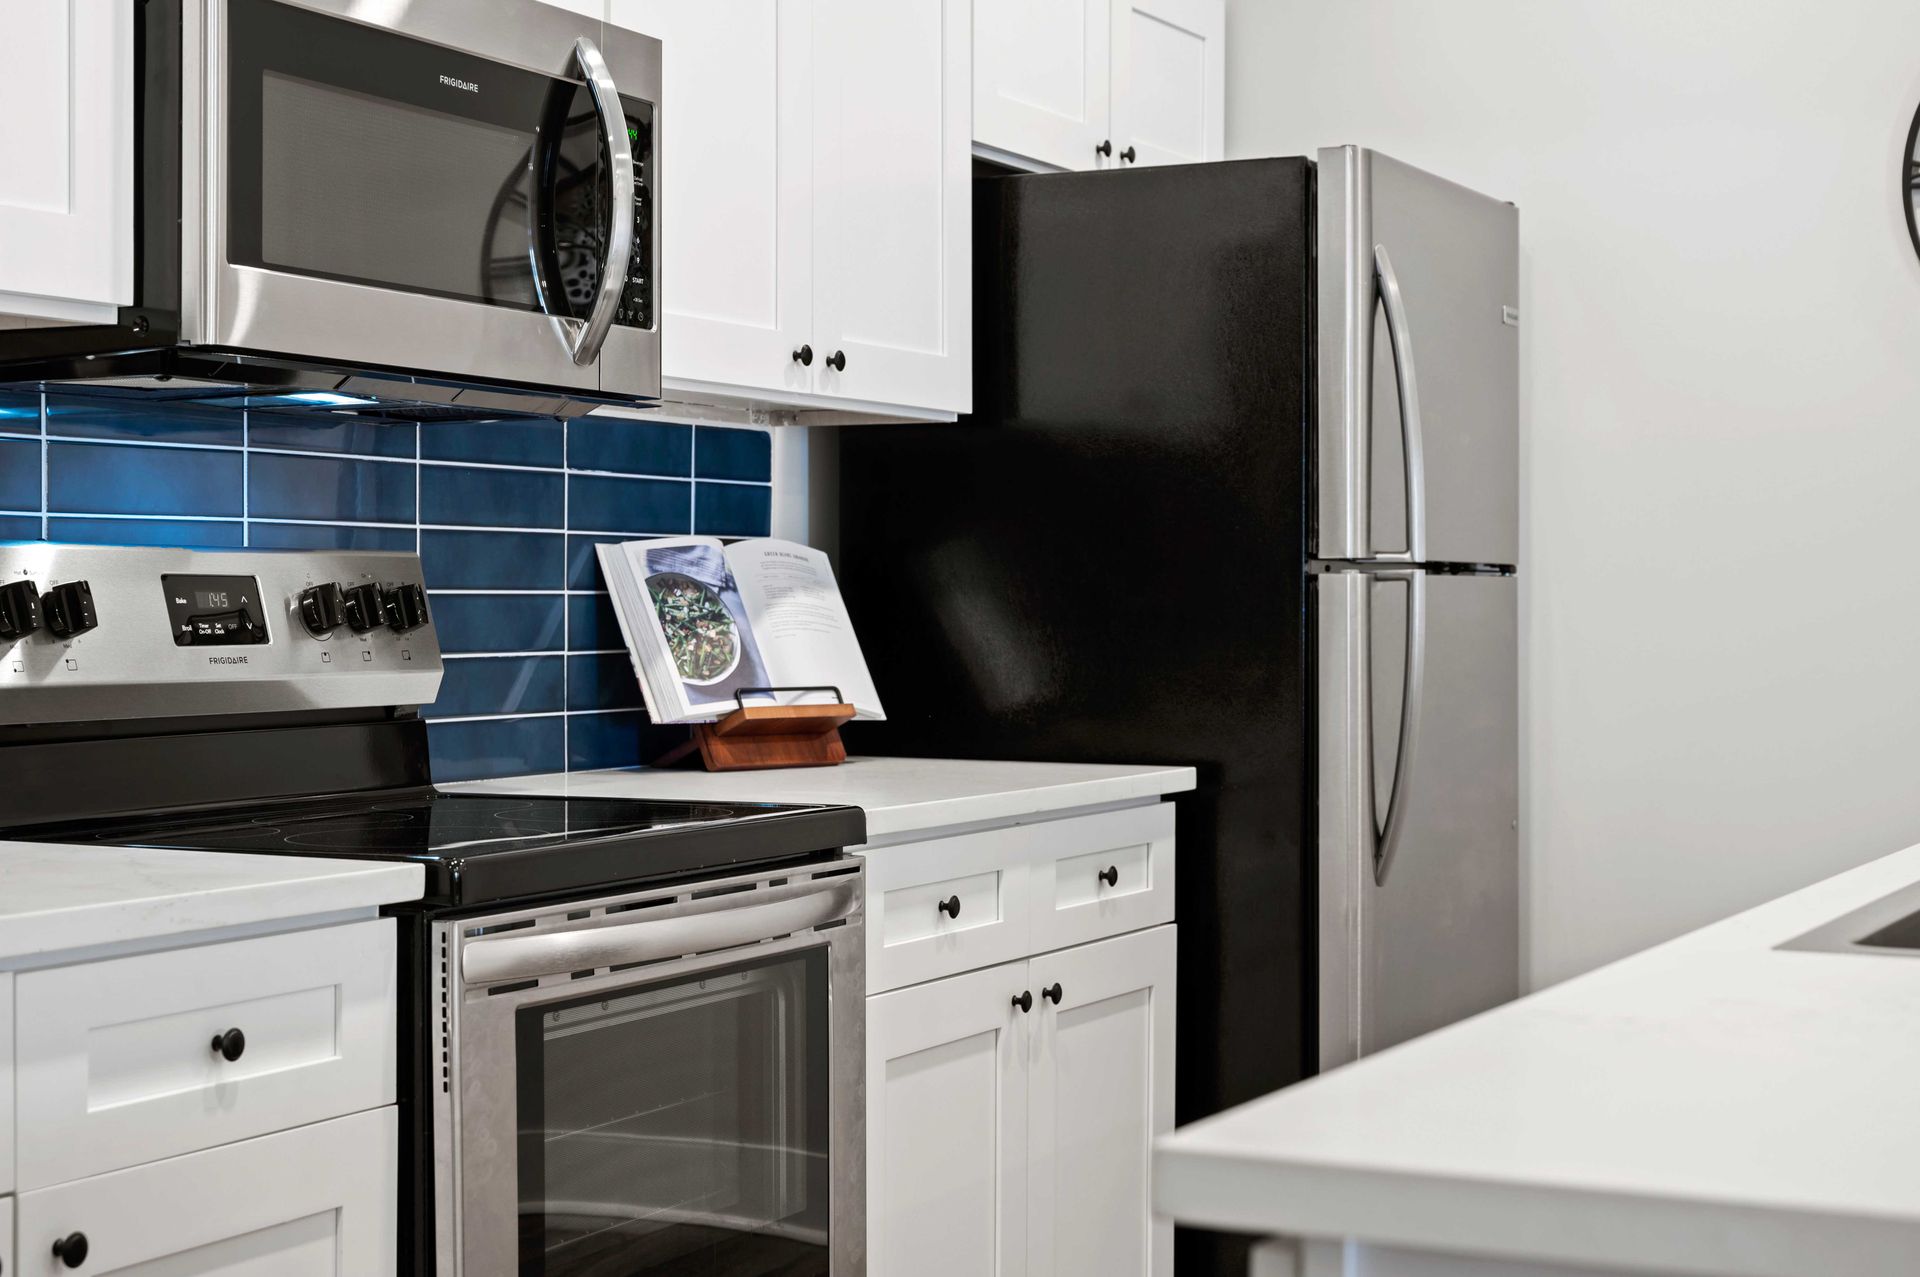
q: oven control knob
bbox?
[298,583,346,637]
[384,582,430,634]
[342,582,387,634]
[0,579,41,640]
[44,580,98,639]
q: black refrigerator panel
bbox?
[839,158,1317,1121]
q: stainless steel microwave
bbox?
[0,0,661,420]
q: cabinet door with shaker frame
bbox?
[868,960,1030,1277]
[811,0,973,414]
[612,0,818,400]
[0,1,134,323]
[974,0,1113,172]
[1108,0,1224,169]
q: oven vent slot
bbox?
[607,897,675,914]
[487,979,540,996]
[811,864,862,880]
[466,917,537,937]
[438,931,453,1095]
[692,882,756,900]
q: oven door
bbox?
[438,863,864,1277]
[201,0,660,400]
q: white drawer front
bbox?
[864,832,1032,993]
[15,1106,397,1276]
[1028,805,1176,954]
[1,972,13,1194]
[15,919,397,1190]
[1,1194,13,1277]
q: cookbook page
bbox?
[606,537,774,722]
[726,540,885,719]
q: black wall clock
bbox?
[1908,101,1920,260]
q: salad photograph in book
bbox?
[597,536,886,726]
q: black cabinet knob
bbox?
[1096,139,1113,157]
[384,582,431,634]
[1120,146,1137,163]
[1042,983,1063,1005]
[0,579,41,641]
[298,583,346,637]
[825,350,847,372]
[792,344,814,367]
[211,1028,247,1062]
[52,1233,88,1268]
[342,582,386,634]
[44,581,98,639]
[1098,865,1119,888]
[1011,990,1033,1014]
[937,895,961,919]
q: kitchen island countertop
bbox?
[450,755,1197,844]
[0,842,424,964]
[1153,839,1920,1277]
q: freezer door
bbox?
[1317,570,1518,1068]
[1316,147,1519,566]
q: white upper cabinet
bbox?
[614,0,816,402]
[974,0,1112,174]
[605,0,968,421]
[1109,0,1224,167]
[0,1,134,324]
[812,0,972,415]
[973,0,1222,173]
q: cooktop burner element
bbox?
[22,789,866,907]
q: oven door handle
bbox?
[461,880,858,986]
[556,34,635,368]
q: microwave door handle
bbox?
[1372,244,1428,565]
[461,880,858,985]
[559,35,636,368]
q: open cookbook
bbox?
[596,537,885,725]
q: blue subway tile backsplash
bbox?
[1,393,775,780]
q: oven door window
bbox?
[516,949,831,1276]
[224,0,642,322]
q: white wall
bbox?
[1227,0,1920,987]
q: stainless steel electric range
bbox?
[0,543,867,1277]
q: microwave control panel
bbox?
[618,103,654,332]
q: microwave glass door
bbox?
[516,948,831,1276]
[225,0,654,331]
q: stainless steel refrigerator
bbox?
[836,148,1518,1275]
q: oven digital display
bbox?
[161,575,270,647]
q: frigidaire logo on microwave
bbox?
[438,75,479,93]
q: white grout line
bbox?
[37,390,48,541]
[442,649,624,660]
[424,708,643,725]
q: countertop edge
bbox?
[858,765,1197,838]
[0,859,425,962]
[1153,1145,1920,1277]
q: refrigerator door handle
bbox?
[1373,245,1428,565]
[1370,567,1427,885]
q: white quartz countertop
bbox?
[450,756,1196,843]
[1154,841,1920,1277]
[0,843,424,964]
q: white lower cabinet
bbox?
[867,922,1177,1277]
[1027,926,1176,1277]
[0,972,13,1196]
[1,1194,14,1277]
[870,960,1030,1277]
[14,1106,397,1277]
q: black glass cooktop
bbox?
[21,789,867,908]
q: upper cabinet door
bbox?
[1109,0,1224,168]
[612,0,816,400]
[0,1,134,322]
[812,0,972,415]
[974,0,1112,173]
[1026,925,1176,1277]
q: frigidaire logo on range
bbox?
[208,656,249,666]
[439,74,479,93]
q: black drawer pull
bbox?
[937,895,961,919]
[1096,139,1113,157]
[825,349,847,372]
[1098,865,1119,888]
[1011,990,1033,1013]
[1120,145,1137,163]
[52,1233,89,1268]
[1042,982,1063,1005]
[792,344,813,366]
[211,1028,247,1062]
